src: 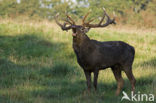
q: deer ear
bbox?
[84,27,90,33]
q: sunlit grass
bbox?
[0,19,156,103]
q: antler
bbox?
[55,9,115,31]
[83,8,116,28]
[82,11,90,26]
[66,13,76,25]
[54,13,75,31]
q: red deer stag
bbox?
[55,8,136,95]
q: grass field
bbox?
[0,19,156,103]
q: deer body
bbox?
[73,35,135,72]
[55,8,136,95]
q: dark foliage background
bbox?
[0,0,156,27]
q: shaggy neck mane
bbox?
[73,34,90,47]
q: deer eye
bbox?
[80,28,84,31]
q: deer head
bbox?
[55,8,116,37]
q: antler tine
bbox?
[85,18,96,24]
[112,11,117,24]
[84,8,116,28]
[66,13,76,25]
[54,13,63,27]
[113,11,116,18]
[54,13,72,31]
[98,8,106,25]
[104,9,116,25]
[63,18,73,25]
[82,11,91,26]
[83,8,106,26]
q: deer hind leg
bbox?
[124,66,136,92]
[111,66,124,96]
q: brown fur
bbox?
[55,11,136,95]
[72,27,136,95]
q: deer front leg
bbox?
[93,70,99,91]
[84,71,91,92]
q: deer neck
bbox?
[73,34,90,48]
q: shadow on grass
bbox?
[0,34,155,103]
[0,33,76,87]
[0,58,155,103]
[0,34,79,102]
[0,34,68,58]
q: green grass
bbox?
[0,20,156,103]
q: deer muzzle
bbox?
[72,33,77,36]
